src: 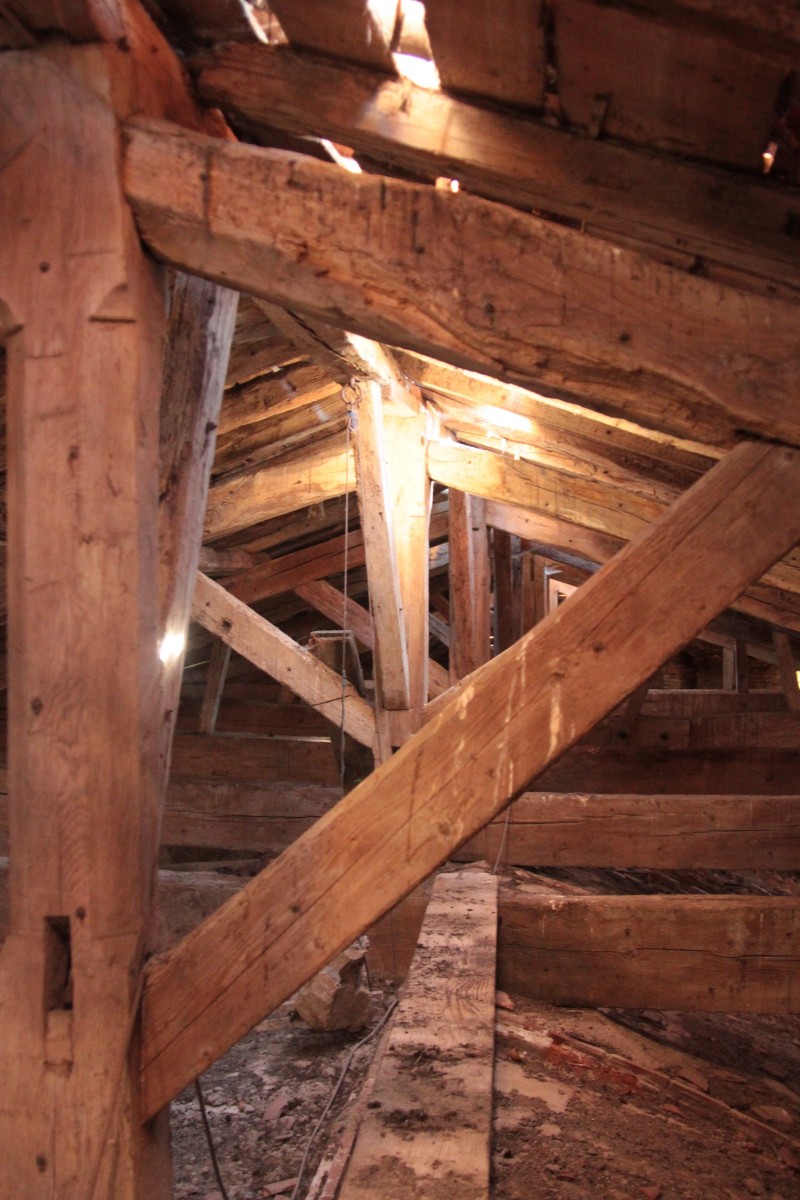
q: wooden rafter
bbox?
[191,572,376,747]
[140,440,800,1119]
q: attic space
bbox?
[1,2,800,1198]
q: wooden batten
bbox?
[140,441,800,1119]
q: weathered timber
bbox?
[171,732,338,785]
[337,870,497,1200]
[499,890,800,1012]
[124,118,800,448]
[195,43,800,295]
[197,637,231,734]
[487,498,800,635]
[353,382,410,709]
[0,47,176,1199]
[535,747,800,795]
[449,491,491,678]
[192,573,376,747]
[424,0,543,109]
[217,360,340,437]
[772,630,800,712]
[140,440,800,1118]
[205,431,354,540]
[455,792,800,870]
[267,0,399,71]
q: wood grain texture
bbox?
[123,118,800,448]
[338,870,497,1200]
[192,573,376,747]
[195,43,800,295]
[499,890,800,1012]
[140,440,800,1118]
[267,0,399,70]
[424,0,544,108]
[456,792,800,870]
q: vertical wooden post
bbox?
[449,490,491,680]
[735,637,750,693]
[0,48,234,1198]
[493,528,515,653]
[772,630,800,712]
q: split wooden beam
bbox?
[139,440,800,1119]
[456,792,800,871]
[123,117,800,448]
[352,382,410,710]
[499,890,800,1013]
[337,870,497,1200]
[191,572,376,748]
[194,43,800,297]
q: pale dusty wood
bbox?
[424,0,544,108]
[267,0,399,70]
[772,630,800,712]
[0,48,172,1199]
[353,382,410,710]
[499,890,800,1012]
[205,432,355,541]
[197,637,231,734]
[140,440,800,1118]
[455,792,800,870]
[382,406,433,718]
[195,43,800,296]
[123,118,800,449]
[338,870,497,1200]
[192,573,376,747]
[218,361,340,437]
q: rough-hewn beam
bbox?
[140,440,800,1119]
[192,572,376,747]
[499,891,800,1012]
[456,792,800,870]
[195,43,800,296]
[124,118,800,449]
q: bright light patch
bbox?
[477,404,534,435]
[762,141,778,174]
[393,52,440,90]
[159,629,186,665]
[320,140,362,174]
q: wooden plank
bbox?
[455,792,800,870]
[0,47,174,1198]
[205,432,355,541]
[424,0,544,108]
[338,870,497,1200]
[499,890,800,1012]
[140,440,800,1118]
[535,746,800,795]
[195,43,800,295]
[772,630,800,712]
[218,361,340,437]
[171,732,338,785]
[267,0,399,71]
[124,118,800,449]
[192,573,376,748]
[353,382,410,710]
[197,637,231,734]
[555,0,787,171]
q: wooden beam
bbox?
[424,0,544,108]
[266,0,399,71]
[487,498,800,635]
[499,891,800,1012]
[195,43,800,296]
[140,440,800,1118]
[192,572,376,748]
[337,870,497,1200]
[205,431,355,541]
[536,747,800,795]
[772,630,800,712]
[171,731,338,785]
[124,118,800,449]
[0,46,175,1198]
[492,528,515,653]
[197,637,231,734]
[353,382,410,710]
[448,491,491,678]
[456,792,800,870]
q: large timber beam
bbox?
[140,440,800,1119]
[192,572,376,748]
[124,118,800,449]
[194,43,800,296]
